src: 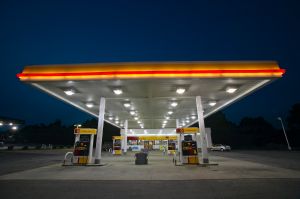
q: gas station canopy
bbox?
[17,61,285,129]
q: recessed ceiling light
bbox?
[176,88,186,94]
[134,117,139,120]
[226,87,237,93]
[182,122,186,126]
[130,111,135,115]
[9,123,13,126]
[86,103,94,108]
[108,117,113,120]
[0,122,3,126]
[171,102,178,107]
[186,120,190,123]
[168,111,173,115]
[64,89,75,96]
[209,101,217,106]
[120,123,124,127]
[137,121,141,124]
[115,120,119,124]
[165,116,170,120]
[124,103,131,108]
[191,116,196,120]
[113,89,123,95]
[12,126,18,130]
[163,120,167,124]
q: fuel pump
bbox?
[176,127,200,165]
[73,128,97,165]
[181,135,198,164]
[112,136,122,155]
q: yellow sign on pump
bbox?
[176,127,199,134]
[74,128,97,135]
[112,136,123,140]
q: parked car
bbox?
[211,144,231,151]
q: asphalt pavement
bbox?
[0,149,299,199]
[211,150,300,170]
[1,179,300,199]
[0,149,67,175]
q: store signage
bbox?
[74,128,97,135]
[176,127,199,134]
[113,135,178,140]
[128,136,139,140]
[138,136,177,140]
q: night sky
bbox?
[0,0,299,127]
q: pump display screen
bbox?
[182,141,198,156]
[114,140,121,150]
[74,135,90,156]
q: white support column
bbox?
[94,97,106,164]
[196,96,209,164]
[74,134,80,145]
[192,134,196,141]
[176,119,183,163]
[124,120,128,154]
[120,129,124,152]
[112,139,115,154]
[88,134,94,164]
[196,128,201,151]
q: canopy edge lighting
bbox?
[16,61,285,81]
[17,69,285,81]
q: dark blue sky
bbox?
[0,0,299,126]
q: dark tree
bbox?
[15,118,121,146]
[15,120,74,145]
[238,117,277,148]
[193,111,283,149]
[287,103,300,147]
[202,112,240,148]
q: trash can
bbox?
[135,152,148,165]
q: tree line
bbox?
[194,103,300,149]
[2,103,300,149]
[8,119,120,146]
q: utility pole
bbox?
[277,117,292,151]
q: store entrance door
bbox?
[144,141,153,150]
